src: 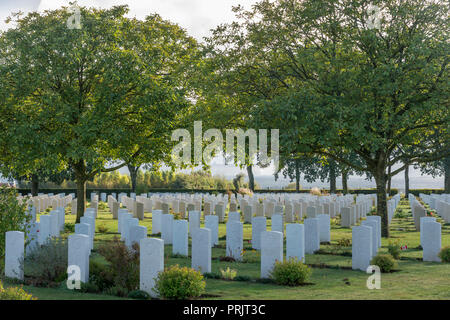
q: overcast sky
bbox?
[0,1,444,188]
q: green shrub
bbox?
[104,285,129,297]
[80,282,100,293]
[22,237,68,286]
[0,281,36,300]
[89,259,114,292]
[97,224,109,233]
[0,187,31,261]
[128,290,150,300]
[203,272,221,279]
[154,265,206,300]
[220,267,237,280]
[270,258,312,286]
[97,237,140,293]
[370,254,397,273]
[337,238,351,247]
[64,223,75,233]
[387,240,401,259]
[234,275,251,282]
[438,246,450,263]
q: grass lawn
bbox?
[5,197,450,300]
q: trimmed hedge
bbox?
[16,187,404,199]
[17,187,400,199]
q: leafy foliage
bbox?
[0,281,36,300]
[0,187,31,264]
[154,265,206,299]
[22,238,68,287]
[270,258,312,286]
[438,246,450,263]
[371,254,397,273]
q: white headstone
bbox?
[286,224,305,262]
[422,221,441,262]
[304,218,320,254]
[173,220,188,256]
[260,231,283,278]
[271,214,284,234]
[352,225,373,271]
[204,215,219,246]
[317,214,330,243]
[161,214,174,244]
[226,221,243,261]
[252,216,267,250]
[129,225,148,249]
[140,238,164,298]
[68,234,90,283]
[188,210,201,236]
[192,228,211,273]
[5,231,24,280]
[152,210,163,234]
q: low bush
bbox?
[438,246,450,263]
[97,224,109,233]
[0,281,36,300]
[97,237,140,294]
[154,265,206,300]
[387,240,401,259]
[270,258,312,286]
[128,290,150,300]
[370,254,397,273]
[220,267,237,280]
[64,223,75,233]
[22,237,68,287]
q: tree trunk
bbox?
[247,165,255,192]
[444,157,450,193]
[31,174,39,196]
[74,160,87,224]
[342,170,348,194]
[387,165,392,195]
[295,162,300,192]
[128,164,140,193]
[329,162,337,194]
[375,171,389,238]
[404,164,410,197]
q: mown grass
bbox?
[7,197,450,300]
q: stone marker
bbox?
[152,210,163,234]
[260,231,283,278]
[68,234,90,283]
[366,215,381,248]
[38,215,51,245]
[317,214,331,243]
[75,223,92,251]
[189,210,201,236]
[140,238,164,298]
[252,216,267,250]
[173,220,188,256]
[204,215,219,246]
[361,220,378,258]
[306,206,317,218]
[112,201,119,219]
[136,201,144,220]
[243,205,253,223]
[5,231,24,280]
[228,211,240,222]
[226,221,243,261]
[49,212,60,238]
[271,214,284,234]
[129,225,148,249]
[420,217,436,247]
[286,224,305,262]
[304,218,320,254]
[192,228,211,273]
[422,221,441,262]
[162,203,170,214]
[341,207,351,227]
[161,214,174,244]
[352,225,373,271]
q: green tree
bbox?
[206,0,449,237]
[0,6,198,222]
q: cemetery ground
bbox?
[3,198,449,300]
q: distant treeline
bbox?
[18,170,257,194]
